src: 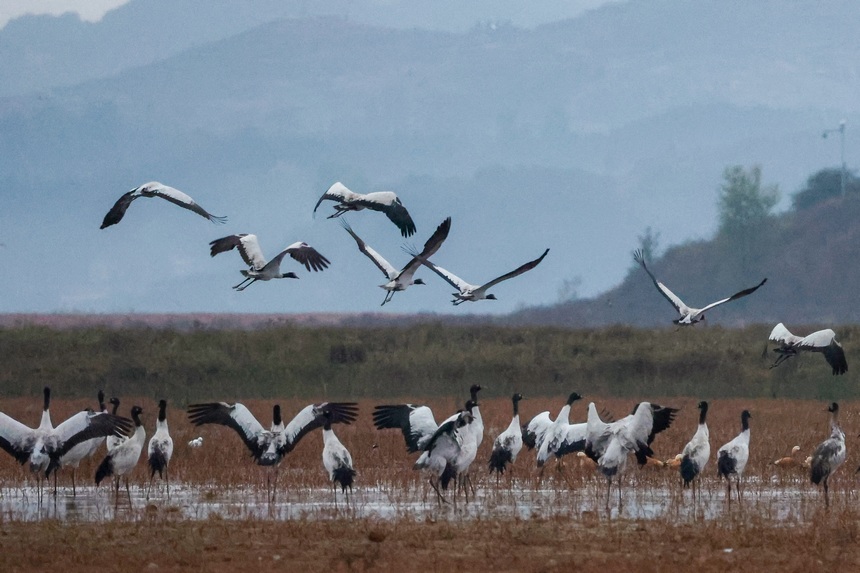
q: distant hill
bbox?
[510,195,860,327]
[2,1,859,316]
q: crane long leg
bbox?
[235,278,258,291]
[125,477,132,507]
[429,477,447,505]
[233,276,254,290]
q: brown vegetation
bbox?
[1,396,859,571]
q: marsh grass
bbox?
[2,323,859,402]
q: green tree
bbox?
[792,168,860,211]
[717,165,779,236]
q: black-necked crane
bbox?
[106,397,126,453]
[772,445,801,467]
[537,392,586,469]
[372,385,479,454]
[95,405,146,509]
[680,401,710,496]
[717,410,751,504]
[100,182,227,229]
[488,393,524,476]
[810,402,846,508]
[633,249,766,325]
[209,234,331,291]
[585,401,677,509]
[411,247,550,305]
[187,401,358,501]
[413,408,475,505]
[584,401,677,466]
[768,323,847,375]
[340,216,451,305]
[0,387,132,501]
[314,181,417,237]
[147,399,174,500]
[321,411,356,505]
[57,389,108,496]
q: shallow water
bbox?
[0,475,825,523]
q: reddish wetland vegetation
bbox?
[1,395,859,572]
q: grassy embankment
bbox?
[0,323,856,403]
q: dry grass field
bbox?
[1,395,859,571]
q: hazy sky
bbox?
[0,0,621,30]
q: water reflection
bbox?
[0,477,822,523]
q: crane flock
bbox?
[0,386,853,511]
[0,177,851,515]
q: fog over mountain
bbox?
[1,0,857,321]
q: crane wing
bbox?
[0,413,35,464]
[769,323,803,345]
[47,411,134,475]
[281,402,358,453]
[356,192,417,238]
[399,217,452,279]
[522,411,552,450]
[698,278,767,314]
[798,329,838,349]
[313,182,360,216]
[99,190,138,229]
[208,234,267,269]
[373,404,438,453]
[584,402,613,462]
[340,219,397,279]
[478,248,549,292]
[187,402,267,460]
[414,258,472,293]
[633,249,690,314]
[271,242,331,273]
[142,182,227,224]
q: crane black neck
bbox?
[698,401,709,425]
[157,400,167,422]
[43,387,51,411]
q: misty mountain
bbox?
[511,194,860,327]
[1,1,857,319]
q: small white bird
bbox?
[147,399,174,500]
[633,249,766,325]
[717,410,751,504]
[340,217,451,305]
[95,405,146,509]
[680,401,711,493]
[768,323,847,375]
[322,411,356,504]
[411,247,550,305]
[209,234,330,291]
[314,181,417,237]
[100,181,226,228]
[810,402,846,508]
[188,437,204,448]
[488,393,524,476]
